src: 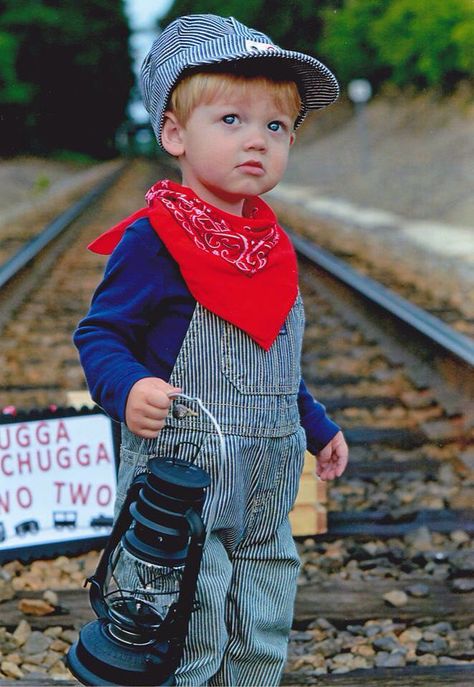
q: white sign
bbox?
[0,413,116,555]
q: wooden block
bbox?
[66,390,95,409]
[316,477,328,504]
[296,477,318,504]
[290,503,327,536]
[290,453,328,536]
[301,450,315,474]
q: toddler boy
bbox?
[75,14,348,686]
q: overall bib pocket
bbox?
[220,296,304,395]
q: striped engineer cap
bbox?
[140,13,339,149]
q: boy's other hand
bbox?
[125,377,182,438]
[316,431,349,481]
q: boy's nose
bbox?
[244,126,267,152]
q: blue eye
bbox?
[222,114,237,124]
[268,121,282,132]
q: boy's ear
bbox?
[161,111,185,157]
[290,132,296,147]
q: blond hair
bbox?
[168,69,302,128]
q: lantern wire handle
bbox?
[135,393,226,539]
[167,392,227,538]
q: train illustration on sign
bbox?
[0,512,114,544]
[53,511,113,529]
[15,520,40,536]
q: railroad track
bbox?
[0,158,473,685]
[283,232,474,683]
[270,192,474,343]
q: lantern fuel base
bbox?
[67,455,211,686]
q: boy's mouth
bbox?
[238,160,264,175]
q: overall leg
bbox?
[211,519,300,687]
[211,432,306,687]
[175,532,233,687]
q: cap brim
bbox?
[183,36,339,117]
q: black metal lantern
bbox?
[67,455,211,686]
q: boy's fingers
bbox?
[146,389,175,410]
[141,406,168,421]
[334,450,349,477]
[317,445,331,464]
[317,466,336,481]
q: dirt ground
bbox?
[0,156,93,214]
[286,85,474,228]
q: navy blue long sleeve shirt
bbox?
[74,218,340,453]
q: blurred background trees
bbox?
[0,0,472,158]
[325,0,474,90]
[0,0,133,158]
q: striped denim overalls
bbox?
[116,296,307,686]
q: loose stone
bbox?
[48,660,72,678]
[351,643,375,657]
[383,589,408,607]
[450,529,470,544]
[22,651,48,666]
[374,650,407,668]
[43,626,64,638]
[18,598,55,616]
[315,638,342,657]
[59,629,79,644]
[42,650,63,668]
[405,526,433,552]
[22,630,52,656]
[21,665,48,677]
[0,629,18,654]
[1,660,24,679]
[418,637,448,655]
[426,622,453,635]
[399,627,423,642]
[0,575,15,603]
[49,638,70,653]
[291,631,314,642]
[12,619,31,646]
[43,589,59,606]
[373,636,403,652]
[451,577,474,592]
[449,550,474,573]
[406,582,430,597]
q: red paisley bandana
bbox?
[145,180,280,276]
[88,180,298,350]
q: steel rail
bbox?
[288,228,474,408]
[288,229,474,367]
[323,507,474,539]
[0,162,127,291]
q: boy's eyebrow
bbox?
[207,99,294,114]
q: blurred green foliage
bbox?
[0,0,133,158]
[366,0,473,89]
[161,0,343,57]
[162,0,473,92]
[320,0,393,86]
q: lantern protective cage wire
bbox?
[105,548,185,634]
